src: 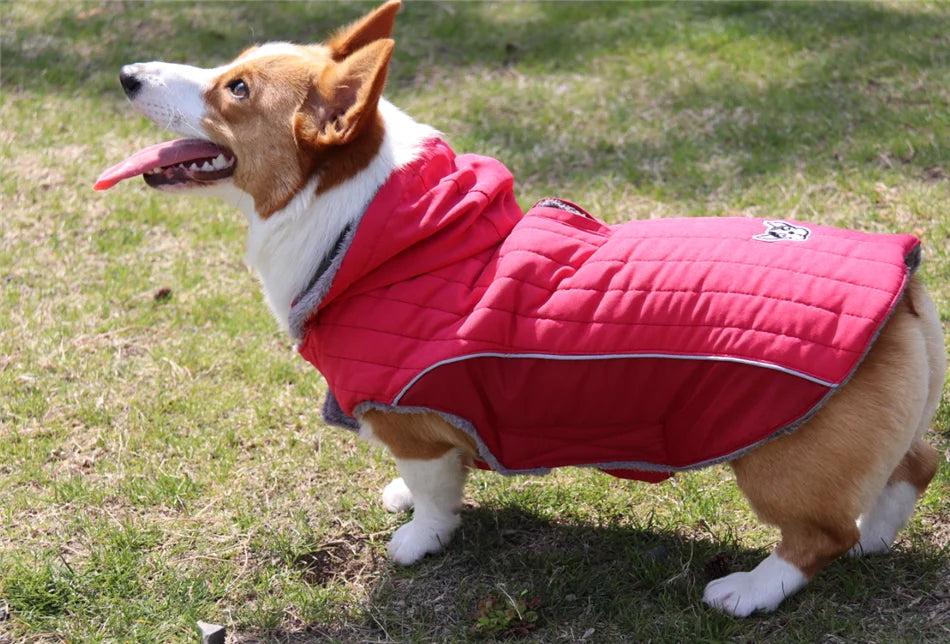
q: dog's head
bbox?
[95,0,401,219]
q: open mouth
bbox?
[94,138,236,191]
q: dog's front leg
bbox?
[387,449,467,565]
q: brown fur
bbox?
[327,0,402,61]
[202,51,331,218]
[362,409,477,460]
[888,440,940,493]
[295,38,392,195]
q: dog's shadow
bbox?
[368,505,750,639]
[283,503,948,641]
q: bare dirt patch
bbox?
[292,532,380,587]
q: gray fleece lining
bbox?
[534,198,586,217]
[288,222,363,342]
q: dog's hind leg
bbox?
[850,439,940,556]
[705,283,939,616]
[851,279,946,556]
[706,417,887,616]
[361,410,476,564]
[702,472,861,616]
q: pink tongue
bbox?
[94,138,227,190]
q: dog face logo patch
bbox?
[753,220,811,243]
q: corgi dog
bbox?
[96,1,946,617]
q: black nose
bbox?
[119,68,142,98]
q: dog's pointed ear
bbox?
[294,38,394,148]
[328,0,401,60]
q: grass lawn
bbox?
[2,1,948,641]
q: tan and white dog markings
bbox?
[96,1,946,617]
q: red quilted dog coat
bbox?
[292,140,920,482]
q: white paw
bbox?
[849,526,895,557]
[703,552,807,617]
[382,477,413,512]
[388,515,460,565]
[849,481,917,557]
[704,571,768,617]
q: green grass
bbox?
[2,1,948,641]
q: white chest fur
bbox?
[238,100,438,333]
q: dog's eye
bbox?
[227,79,249,100]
